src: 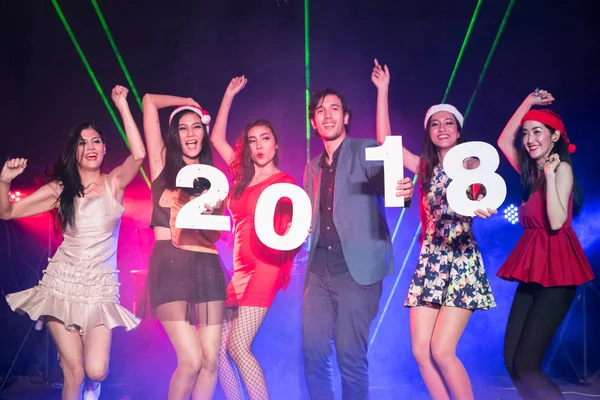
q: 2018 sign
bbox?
[174,138,505,249]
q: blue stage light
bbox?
[503,204,519,224]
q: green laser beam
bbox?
[304,0,311,163]
[51,0,150,188]
[464,0,516,120]
[370,221,421,346]
[91,0,143,111]
[442,0,483,104]
[388,174,418,242]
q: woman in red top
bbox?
[497,89,594,399]
[211,76,301,400]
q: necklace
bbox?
[537,163,544,172]
[83,175,105,194]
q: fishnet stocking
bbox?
[218,308,244,400]
[218,306,269,400]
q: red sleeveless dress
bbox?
[497,186,594,287]
[226,172,300,307]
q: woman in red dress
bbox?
[497,89,594,399]
[210,76,301,400]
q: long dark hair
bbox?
[519,126,583,216]
[51,122,105,232]
[230,119,279,199]
[164,110,213,191]
[418,116,464,193]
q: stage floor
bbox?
[1,374,599,400]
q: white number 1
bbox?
[365,136,405,207]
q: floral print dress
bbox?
[405,164,496,310]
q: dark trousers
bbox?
[302,270,382,400]
[504,282,576,400]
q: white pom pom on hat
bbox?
[424,104,464,129]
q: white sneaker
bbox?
[82,382,101,400]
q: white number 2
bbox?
[443,141,507,217]
[175,164,231,231]
[365,136,405,207]
[174,165,311,251]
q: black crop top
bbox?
[150,170,170,229]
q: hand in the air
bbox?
[225,76,247,98]
[111,85,129,110]
[371,58,390,90]
[527,89,554,106]
[1,158,27,184]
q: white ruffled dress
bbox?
[6,177,140,334]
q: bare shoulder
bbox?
[555,161,573,182]
[105,171,118,189]
[556,161,572,174]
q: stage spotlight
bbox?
[503,204,519,224]
[8,190,22,203]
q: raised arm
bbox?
[371,59,420,174]
[544,155,572,230]
[0,158,61,220]
[498,90,555,174]
[108,85,146,198]
[211,76,247,166]
[142,92,199,180]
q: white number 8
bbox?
[443,141,507,217]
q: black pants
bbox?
[302,270,382,400]
[504,282,576,400]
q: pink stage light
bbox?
[8,190,22,203]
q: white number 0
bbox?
[174,165,310,250]
[254,183,312,251]
[442,141,507,217]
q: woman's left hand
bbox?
[202,199,223,214]
[543,153,561,178]
[474,208,497,219]
[371,58,390,90]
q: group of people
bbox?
[0,59,593,400]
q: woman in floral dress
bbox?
[372,60,496,400]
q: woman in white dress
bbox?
[1,85,145,400]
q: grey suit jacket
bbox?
[303,137,394,286]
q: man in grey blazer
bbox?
[302,88,414,399]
